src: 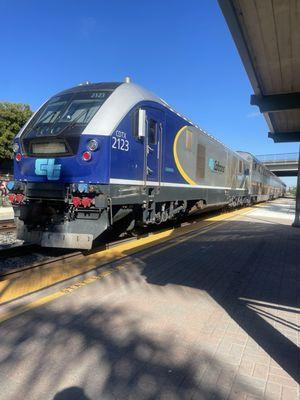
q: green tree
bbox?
[0,102,33,159]
[289,186,297,197]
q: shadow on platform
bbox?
[0,217,299,399]
[141,218,300,383]
[53,387,90,400]
[0,304,275,400]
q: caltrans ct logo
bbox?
[35,159,61,180]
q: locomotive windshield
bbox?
[21,90,113,156]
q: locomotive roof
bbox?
[81,82,167,136]
[17,82,254,163]
[16,80,234,148]
[15,82,281,184]
[80,82,236,151]
[57,82,122,95]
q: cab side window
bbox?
[132,108,139,138]
[148,118,157,144]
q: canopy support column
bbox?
[292,145,300,227]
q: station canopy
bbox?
[218,0,300,143]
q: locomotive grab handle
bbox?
[147,145,154,154]
[147,166,154,175]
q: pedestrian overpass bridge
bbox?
[256,153,299,177]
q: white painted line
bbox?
[109,178,246,190]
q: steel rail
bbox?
[0,206,232,281]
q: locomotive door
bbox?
[144,108,164,186]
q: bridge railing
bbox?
[256,153,298,163]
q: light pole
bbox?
[292,144,300,227]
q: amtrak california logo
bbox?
[35,159,61,180]
[208,158,225,173]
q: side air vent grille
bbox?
[196,144,206,179]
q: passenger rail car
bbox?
[9,80,286,249]
[237,152,285,202]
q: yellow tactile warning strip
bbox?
[0,205,256,309]
[0,264,129,324]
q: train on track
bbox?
[8,79,286,249]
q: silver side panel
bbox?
[82,83,165,136]
[41,232,93,249]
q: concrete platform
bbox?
[0,198,299,400]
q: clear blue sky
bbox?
[1,0,297,186]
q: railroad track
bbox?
[0,234,144,281]
[0,207,229,279]
[0,220,160,272]
[0,203,263,306]
[0,204,247,281]
[0,219,16,233]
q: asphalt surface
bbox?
[0,198,299,400]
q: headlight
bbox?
[13,142,19,153]
[87,139,98,151]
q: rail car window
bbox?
[21,90,113,155]
[132,109,139,138]
[196,144,206,179]
[148,119,157,144]
[21,90,112,140]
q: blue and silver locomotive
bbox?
[9,80,286,248]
